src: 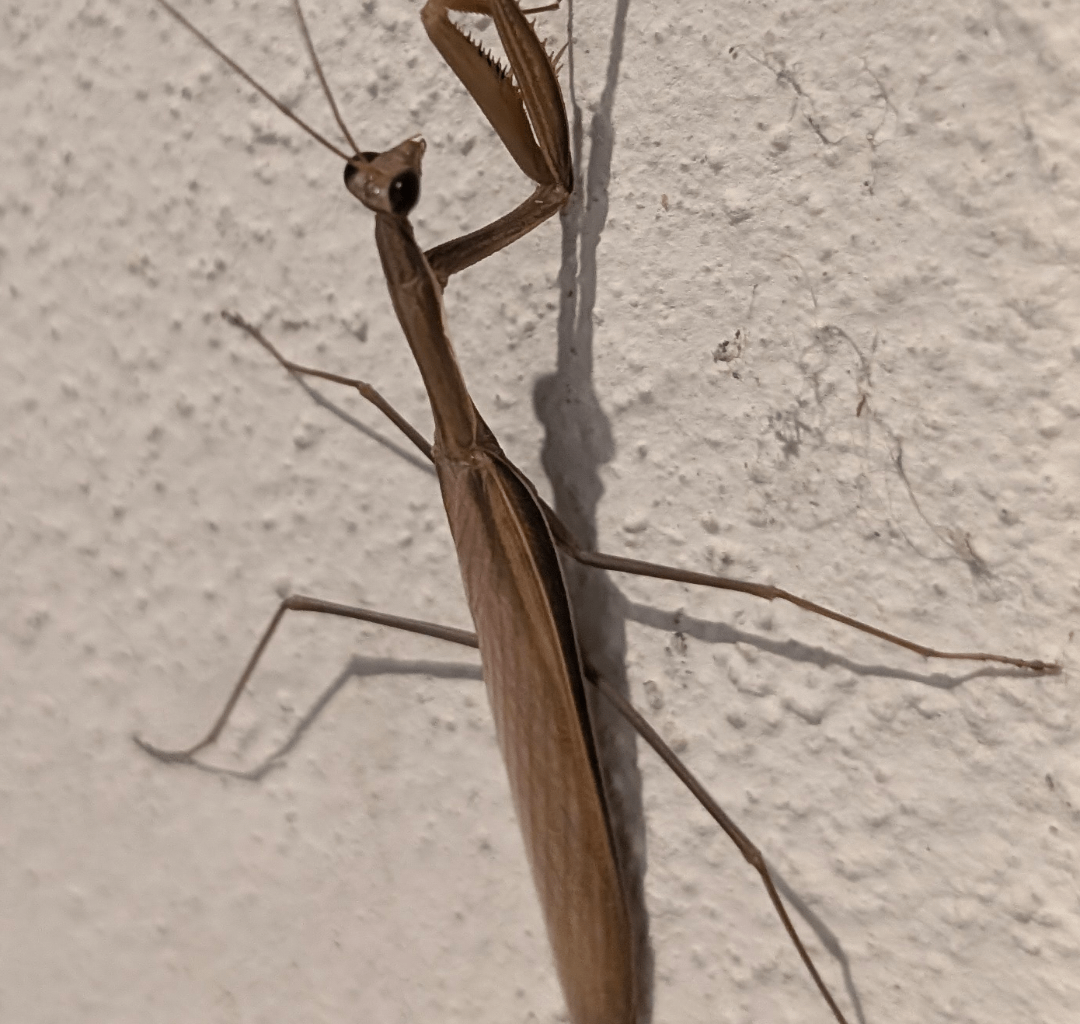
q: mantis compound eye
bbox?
[343,158,421,216]
[388,170,420,215]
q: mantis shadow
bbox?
[534,0,657,1016]
[169,655,483,783]
[536,1,868,1019]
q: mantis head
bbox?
[343,139,425,218]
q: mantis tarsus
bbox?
[137,2,1059,1022]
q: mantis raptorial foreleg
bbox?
[420,0,572,285]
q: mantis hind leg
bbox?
[540,502,1057,672]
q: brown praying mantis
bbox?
[136,2,1059,1022]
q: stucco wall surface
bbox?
[2,1,1079,1022]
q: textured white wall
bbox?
[3,1,1078,1022]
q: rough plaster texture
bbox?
[3,1,1079,1022]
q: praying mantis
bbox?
[133,1,1062,1022]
